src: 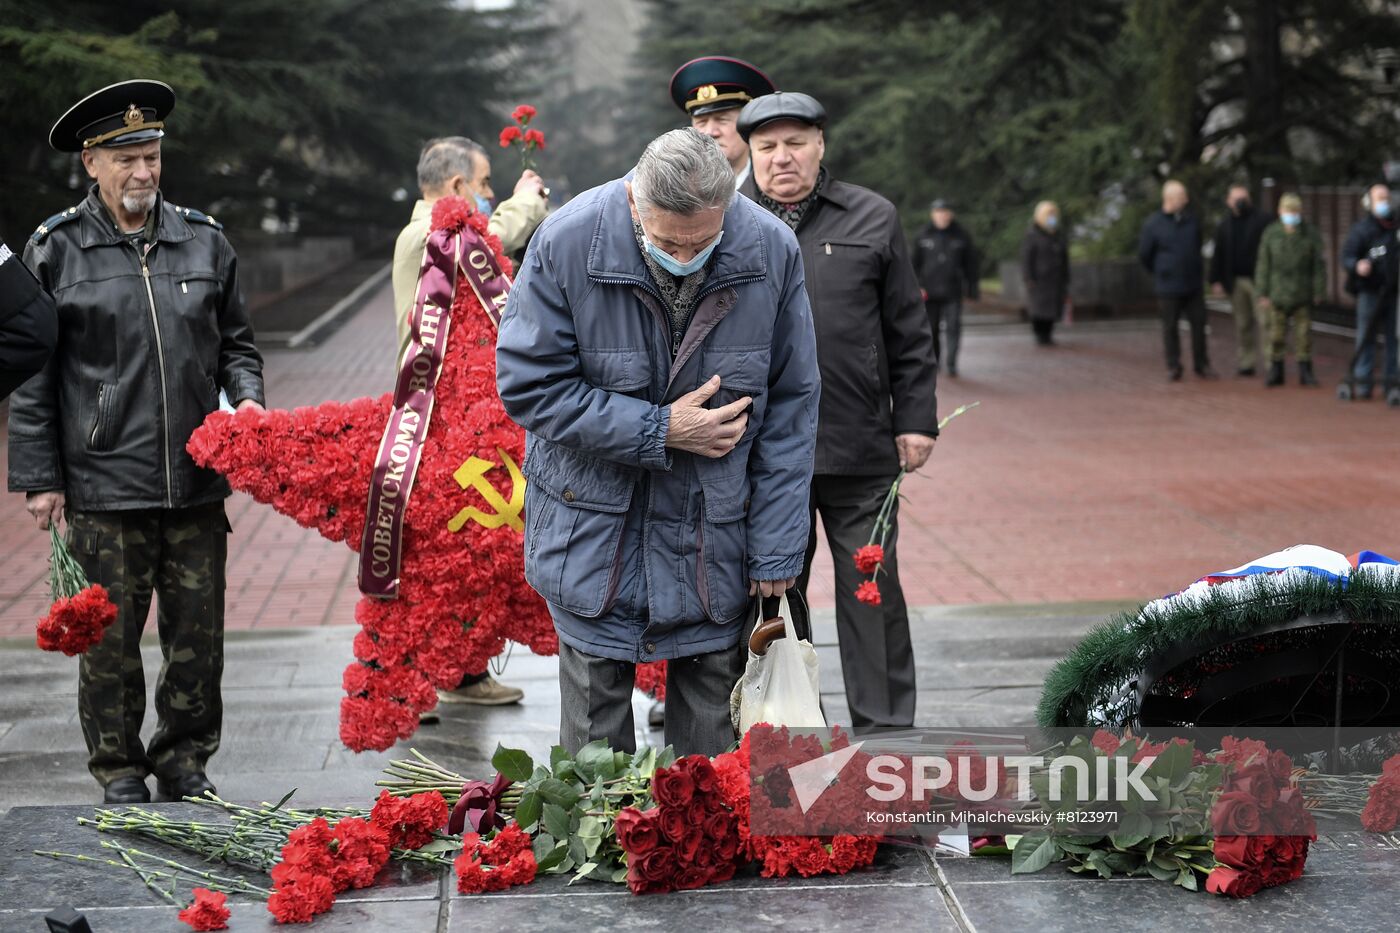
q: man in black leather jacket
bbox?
[7,80,264,804]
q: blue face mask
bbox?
[1281,212,1301,227]
[641,227,723,277]
[1045,215,1058,231]
[1376,200,1392,219]
[475,194,493,215]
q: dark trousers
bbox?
[793,473,916,729]
[557,640,743,758]
[1158,293,1210,372]
[68,503,229,786]
[1031,319,1055,344]
[925,298,963,370]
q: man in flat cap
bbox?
[670,56,775,189]
[738,91,937,731]
[9,80,265,803]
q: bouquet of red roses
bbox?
[1205,736,1316,897]
[36,525,117,655]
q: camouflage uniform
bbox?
[69,504,230,784]
[1255,219,1326,363]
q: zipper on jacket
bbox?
[134,242,175,507]
[90,385,105,447]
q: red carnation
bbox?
[511,104,537,123]
[371,790,448,850]
[36,584,118,656]
[267,869,336,923]
[499,125,522,147]
[523,128,546,151]
[853,545,885,576]
[178,888,230,931]
[855,581,881,606]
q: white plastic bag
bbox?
[732,593,825,735]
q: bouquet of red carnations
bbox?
[36,524,117,655]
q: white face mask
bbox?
[639,223,723,277]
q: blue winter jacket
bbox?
[496,179,820,662]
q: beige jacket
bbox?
[390,191,546,348]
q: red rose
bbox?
[499,126,523,147]
[1212,835,1267,871]
[1268,749,1295,783]
[178,888,230,931]
[676,866,711,890]
[855,581,881,605]
[709,859,737,884]
[659,807,688,843]
[614,808,660,855]
[1271,788,1316,837]
[511,104,537,123]
[681,755,719,794]
[1211,791,1262,835]
[653,766,695,809]
[703,811,732,841]
[853,545,885,575]
[678,827,704,861]
[1206,864,1263,898]
[636,848,676,883]
[626,859,672,895]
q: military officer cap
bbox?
[670,56,775,117]
[49,79,175,152]
[736,91,826,142]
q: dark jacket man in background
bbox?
[1255,193,1325,388]
[1139,179,1215,380]
[1209,184,1273,377]
[8,81,265,804]
[0,238,57,398]
[912,198,979,376]
[1340,182,1399,402]
[739,91,938,730]
[497,129,819,757]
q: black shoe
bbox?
[1195,366,1220,380]
[157,772,216,801]
[1237,367,1256,377]
[103,776,151,804]
[1168,365,1184,382]
[1359,385,1374,400]
[1266,361,1285,387]
[647,701,665,730]
[1298,361,1318,386]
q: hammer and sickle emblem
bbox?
[447,447,525,533]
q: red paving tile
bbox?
[1,290,1398,638]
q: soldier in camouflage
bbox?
[7,81,264,803]
[1255,193,1326,388]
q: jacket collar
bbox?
[79,185,195,249]
[587,177,769,288]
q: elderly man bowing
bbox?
[739,92,938,731]
[497,129,819,756]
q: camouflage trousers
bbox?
[67,503,229,786]
[1268,303,1312,363]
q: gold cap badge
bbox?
[123,104,143,127]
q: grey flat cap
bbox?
[737,91,826,141]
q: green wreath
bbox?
[1036,569,1400,729]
